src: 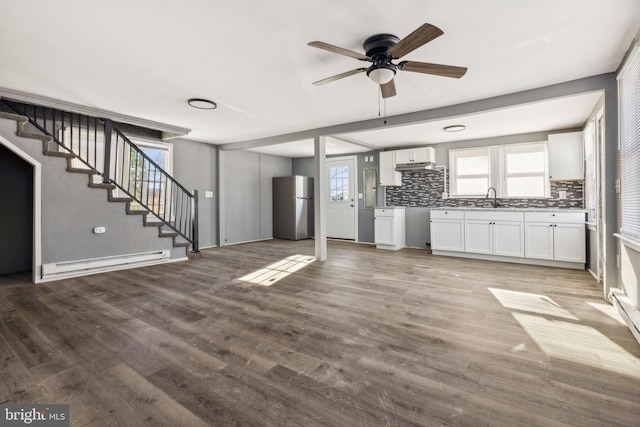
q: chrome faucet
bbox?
[486,186,497,208]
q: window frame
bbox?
[617,44,640,243]
[449,141,549,199]
[500,141,549,198]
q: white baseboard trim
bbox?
[431,250,585,270]
[40,249,183,282]
[610,288,640,345]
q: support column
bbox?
[314,135,327,261]
[217,148,226,247]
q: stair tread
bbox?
[67,167,99,175]
[2,111,195,262]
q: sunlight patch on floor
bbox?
[586,301,626,325]
[488,288,579,320]
[238,255,315,286]
[512,312,640,378]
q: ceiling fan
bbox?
[308,23,467,98]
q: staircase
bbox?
[0,99,199,258]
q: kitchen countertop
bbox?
[430,207,585,213]
[375,206,406,209]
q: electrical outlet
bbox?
[558,190,567,199]
[442,192,448,199]
[205,191,213,198]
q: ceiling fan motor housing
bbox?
[363,34,399,58]
[364,34,399,79]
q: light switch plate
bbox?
[205,191,213,198]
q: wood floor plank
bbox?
[1,239,639,426]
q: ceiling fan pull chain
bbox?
[384,98,387,124]
[377,83,381,117]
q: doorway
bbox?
[0,144,33,276]
[327,156,357,240]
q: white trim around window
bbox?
[449,141,549,199]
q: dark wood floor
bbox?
[1,240,639,426]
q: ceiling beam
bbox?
[219,73,613,151]
[329,135,380,150]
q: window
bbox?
[329,165,349,202]
[449,142,548,198]
[450,148,490,196]
[502,142,548,197]
[127,140,173,215]
[618,45,640,241]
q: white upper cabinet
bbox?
[379,151,402,186]
[395,147,434,164]
[548,132,584,180]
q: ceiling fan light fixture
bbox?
[188,98,217,110]
[444,124,466,132]
[367,66,396,85]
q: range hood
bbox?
[395,162,435,172]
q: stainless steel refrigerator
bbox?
[273,176,314,240]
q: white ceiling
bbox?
[0,1,638,155]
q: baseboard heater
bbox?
[41,249,171,280]
[610,288,640,345]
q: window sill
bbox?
[614,233,640,253]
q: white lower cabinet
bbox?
[524,212,586,263]
[430,210,464,252]
[431,209,585,268]
[375,208,405,250]
[465,211,524,258]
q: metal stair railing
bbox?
[1,98,199,252]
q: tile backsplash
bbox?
[385,169,583,209]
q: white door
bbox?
[430,219,464,252]
[465,220,493,254]
[327,157,356,239]
[554,223,586,263]
[525,222,554,260]
[374,217,394,245]
[493,221,525,257]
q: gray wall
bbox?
[292,151,379,244]
[172,138,218,248]
[0,117,176,267]
[224,151,291,244]
[0,144,33,274]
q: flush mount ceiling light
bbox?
[188,98,217,110]
[444,124,466,132]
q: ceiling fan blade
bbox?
[400,61,467,78]
[381,80,397,98]
[308,41,369,61]
[312,68,367,85]
[387,23,444,59]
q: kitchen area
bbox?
[372,129,589,271]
